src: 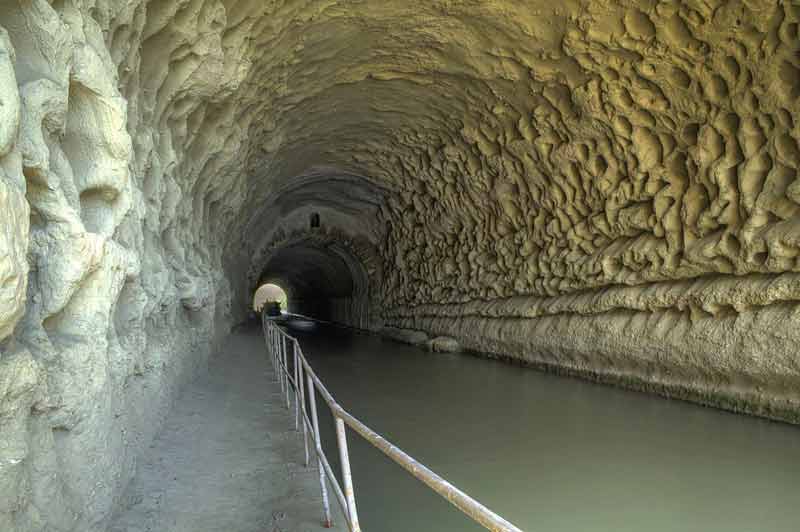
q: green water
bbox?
[287,321,800,532]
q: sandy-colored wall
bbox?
[0,1,799,531]
[0,2,235,530]
[373,1,800,422]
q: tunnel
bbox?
[240,167,384,328]
[255,240,369,323]
[1,1,800,531]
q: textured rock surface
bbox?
[427,336,461,354]
[0,1,799,530]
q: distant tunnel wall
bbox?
[253,227,382,330]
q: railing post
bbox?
[335,417,361,531]
[275,331,280,382]
[277,331,283,389]
[269,327,274,374]
[297,341,310,467]
[282,335,290,410]
[307,371,333,528]
[267,324,273,374]
[277,332,282,386]
[279,335,284,390]
[293,342,300,431]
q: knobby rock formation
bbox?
[0,1,799,530]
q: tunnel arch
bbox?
[232,166,387,327]
[253,231,380,328]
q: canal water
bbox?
[285,320,800,532]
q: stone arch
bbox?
[252,228,382,329]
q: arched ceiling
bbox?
[258,244,355,299]
[236,168,385,304]
[183,0,799,316]
[207,0,589,286]
[4,4,800,531]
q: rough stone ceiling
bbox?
[227,0,581,290]
[2,1,800,531]
[207,0,800,309]
[260,244,355,298]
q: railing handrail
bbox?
[262,315,523,532]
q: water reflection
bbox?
[286,319,318,333]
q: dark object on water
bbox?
[264,301,281,317]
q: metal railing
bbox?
[262,315,523,532]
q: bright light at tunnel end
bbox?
[253,283,288,312]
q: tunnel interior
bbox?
[1,2,800,531]
[255,240,368,322]
[234,167,386,329]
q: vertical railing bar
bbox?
[270,326,275,374]
[277,332,282,383]
[279,334,284,392]
[293,342,300,431]
[297,340,310,467]
[275,332,282,388]
[276,333,281,384]
[307,370,333,528]
[311,437,352,529]
[288,340,300,432]
[282,336,290,410]
[335,417,361,531]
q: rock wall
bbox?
[0,1,798,531]
[376,1,800,422]
[0,2,237,530]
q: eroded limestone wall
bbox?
[0,1,799,531]
[0,2,237,530]
[375,1,800,422]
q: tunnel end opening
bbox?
[253,283,288,314]
[253,239,375,329]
